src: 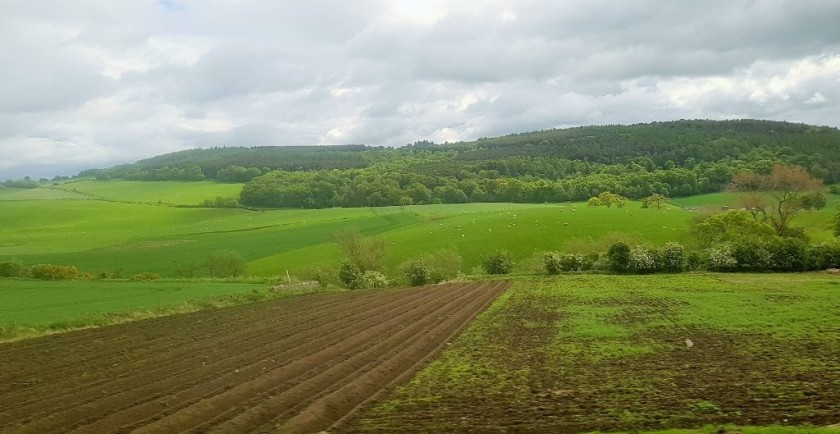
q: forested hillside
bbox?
[78,120,840,208]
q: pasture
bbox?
[52,179,245,206]
[3,183,836,280]
[341,273,840,432]
[1,181,712,279]
[0,279,275,341]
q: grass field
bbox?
[2,183,837,279]
[0,279,270,327]
[52,179,244,206]
[342,273,840,432]
[0,278,328,342]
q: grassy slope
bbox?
[343,273,840,432]
[53,179,244,205]
[250,202,693,274]
[3,183,837,278]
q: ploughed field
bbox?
[0,281,509,433]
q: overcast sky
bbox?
[2,0,840,179]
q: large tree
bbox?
[729,164,823,235]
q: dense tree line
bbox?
[237,156,792,208]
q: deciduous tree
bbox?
[729,164,822,235]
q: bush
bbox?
[658,242,686,272]
[301,265,338,287]
[206,250,247,278]
[401,259,433,286]
[732,242,772,271]
[338,261,364,289]
[544,252,562,275]
[422,249,463,282]
[686,251,703,271]
[334,230,386,272]
[0,260,24,277]
[581,252,600,271]
[559,253,585,272]
[806,242,840,270]
[629,246,657,274]
[482,250,514,275]
[30,264,79,280]
[707,244,737,271]
[607,242,631,273]
[768,238,806,272]
[362,271,390,288]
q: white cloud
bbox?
[1,0,840,177]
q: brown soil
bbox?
[0,281,509,433]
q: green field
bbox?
[2,183,837,279]
[342,273,840,432]
[0,279,269,327]
[53,179,245,206]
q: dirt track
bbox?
[0,281,508,433]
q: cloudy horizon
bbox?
[2,0,840,179]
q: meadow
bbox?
[3,181,837,280]
[0,278,308,342]
[2,180,838,341]
[341,273,840,432]
[2,181,703,278]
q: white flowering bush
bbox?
[707,244,737,271]
[629,245,657,273]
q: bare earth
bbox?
[0,281,508,433]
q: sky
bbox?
[2,0,840,179]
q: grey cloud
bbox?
[2,0,840,177]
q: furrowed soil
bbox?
[0,281,509,433]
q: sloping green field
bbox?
[2,183,836,278]
[53,180,244,205]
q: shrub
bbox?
[338,261,364,289]
[768,238,806,272]
[544,252,562,275]
[334,230,386,272]
[0,260,24,277]
[806,242,840,270]
[732,242,772,271]
[629,246,657,274]
[401,259,433,286]
[559,253,585,272]
[422,249,463,283]
[482,250,514,275]
[206,250,248,278]
[581,252,600,271]
[658,242,686,272]
[607,242,631,273]
[301,265,338,287]
[362,271,390,288]
[707,244,737,271]
[686,251,703,271]
[30,264,79,280]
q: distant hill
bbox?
[77,119,840,208]
[84,119,840,177]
